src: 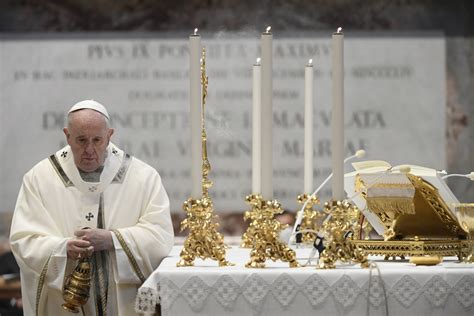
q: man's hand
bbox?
[74,228,113,252]
[67,239,93,260]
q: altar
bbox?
[131,27,474,316]
[135,245,474,316]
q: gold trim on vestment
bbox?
[35,254,52,316]
[112,154,132,184]
[49,155,74,187]
[93,194,109,316]
[111,230,146,283]
[49,150,132,188]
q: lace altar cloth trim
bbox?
[135,273,474,314]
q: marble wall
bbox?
[0,0,472,236]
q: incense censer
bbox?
[62,257,92,313]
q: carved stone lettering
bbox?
[0,34,445,213]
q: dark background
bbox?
[0,1,473,35]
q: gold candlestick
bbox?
[243,194,299,268]
[295,193,322,244]
[177,48,233,267]
[177,196,232,267]
[318,200,368,269]
[240,194,264,248]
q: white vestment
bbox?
[10,143,174,315]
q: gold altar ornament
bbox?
[244,194,299,268]
[240,194,264,248]
[177,197,233,266]
[295,193,322,244]
[456,203,474,263]
[62,257,92,313]
[318,200,369,269]
[361,217,374,240]
[409,255,442,266]
[177,47,233,267]
[346,163,472,260]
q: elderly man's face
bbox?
[63,109,114,172]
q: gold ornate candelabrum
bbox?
[244,194,299,268]
[177,196,233,266]
[177,47,233,267]
[295,193,322,244]
[62,257,92,313]
[318,200,369,269]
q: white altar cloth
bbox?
[136,246,474,316]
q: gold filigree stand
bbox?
[351,238,472,260]
[177,196,233,267]
[177,47,233,267]
[243,194,299,268]
[240,194,264,248]
[352,172,471,260]
[318,200,369,269]
[295,193,322,245]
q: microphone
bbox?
[289,149,366,244]
[398,165,411,174]
[441,171,474,181]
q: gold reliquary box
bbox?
[344,161,471,258]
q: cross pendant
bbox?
[86,212,94,221]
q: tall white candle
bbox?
[252,58,262,194]
[304,59,314,193]
[261,26,273,199]
[189,28,202,198]
[331,27,345,200]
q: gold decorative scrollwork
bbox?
[318,200,368,269]
[295,193,322,244]
[243,194,299,268]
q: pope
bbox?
[10,100,174,315]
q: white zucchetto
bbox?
[68,100,110,120]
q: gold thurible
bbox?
[62,257,92,313]
[177,47,233,267]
